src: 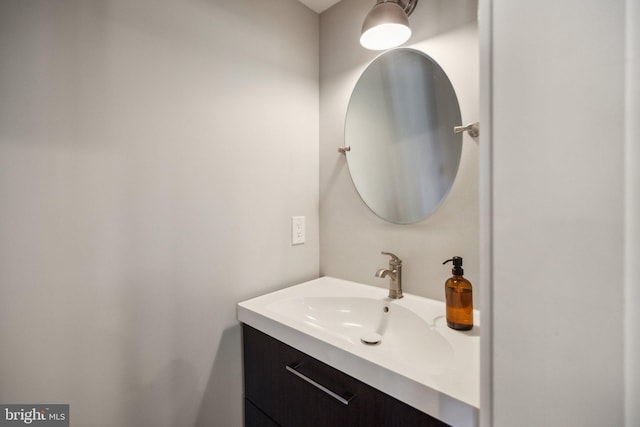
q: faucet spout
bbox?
[375,252,403,299]
[375,268,393,278]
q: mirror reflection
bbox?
[344,49,462,224]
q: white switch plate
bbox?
[291,216,305,245]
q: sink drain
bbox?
[360,332,382,345]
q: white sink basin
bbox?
[269,296,455,375]
[237,276,479,427]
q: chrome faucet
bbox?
[375,252,403,299]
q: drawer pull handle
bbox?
[285,363,354,406]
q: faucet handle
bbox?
[381,251,402,266]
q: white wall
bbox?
[625,0,640,424]
[0,1,319,426]
[489,0,626,425]
[319,0,480,304]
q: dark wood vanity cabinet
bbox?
[242,324,450,427]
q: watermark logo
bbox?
[0,405,68,426]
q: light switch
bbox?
[291,216,305,245]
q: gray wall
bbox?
[0,1,319,426]
[626,0,640,424]
[319,0,480,304]
[489,0,627,425]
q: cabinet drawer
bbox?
[242,324,450,427]
[243,324,362,426]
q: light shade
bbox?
[360,1,411,50]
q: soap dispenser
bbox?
[443,256,474,331]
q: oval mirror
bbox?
[344,48,462,224]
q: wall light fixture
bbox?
[360,0,418,50]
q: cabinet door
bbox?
[245,399,280,427]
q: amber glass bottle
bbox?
[443,257,473,331]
